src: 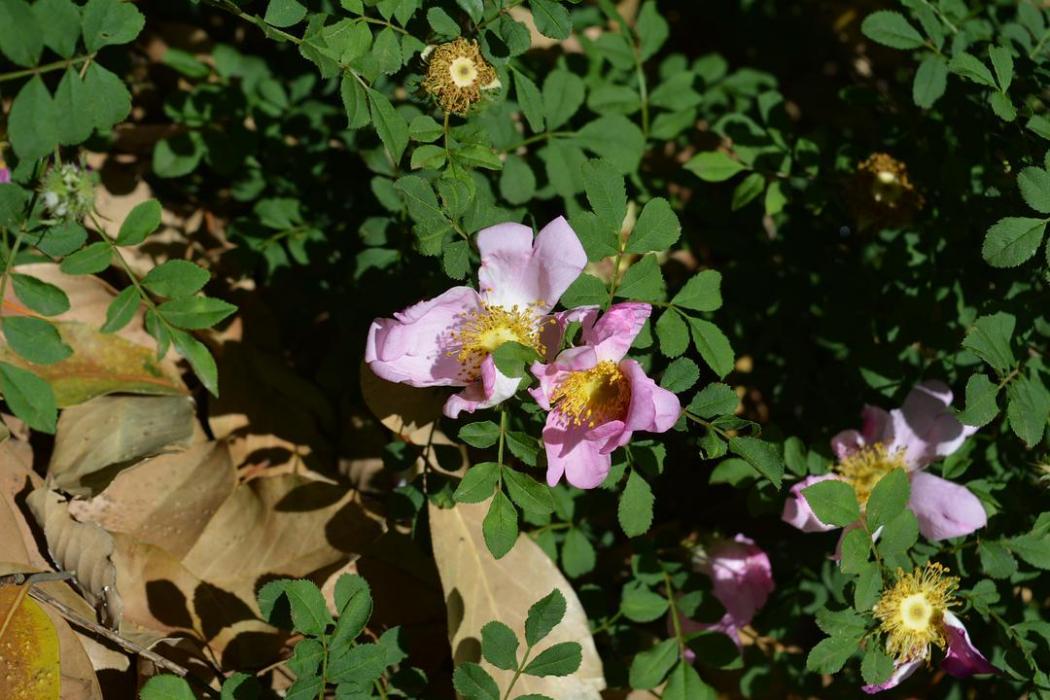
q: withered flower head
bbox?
[848,152,925,229]
[422,38,499,116]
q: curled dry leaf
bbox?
[428,500,606,699]
[48,395,197,496]
[0,584,62,700]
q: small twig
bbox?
[24,585,221,699]
[0,570,74,586]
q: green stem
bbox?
[663,571,687,657]
[204,0,303,44]
[0,231,26,313]
[497,407,508,466]
[501,645,532,700]
[633,46,650,138]
[359,15,410,35]
[477,0,525,31]
[589,610,623,636]
[683,410,730,438]
[0,54,96,84]
[500,130,574,154]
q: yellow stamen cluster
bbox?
[422,38,498,115]
[447,303,542,380]
[848,153,925,227]
[551,361,631,428]
[874,562,959,663]
[836,443,907,507]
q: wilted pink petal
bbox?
[703,535,774,637]
[908,471,987,541]
[477,217,586,313]
[781,475,840,533]
[941,611,997,677]
[861,657,922,694]
[366,286,481,386]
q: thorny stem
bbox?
[0,54,96,84]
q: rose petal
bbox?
[620,359,680,436]
[781,475,840,533]
[908,471,988,541]
[700,535,774,634]
[887,380,977,468]
[582,302,652,362]
[831,429,866,460]
[941,611,997,677]
[477,217,586,313]
[366,286,481,386]
[539,306,599,362]
[542,411,617,489]
[443,355,521,419]
[861,657,922,694]
[529,347,599,409]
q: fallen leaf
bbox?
[428,501,605,699]
[360,361,446,447]
[47,395,197,496]
[0,585,61,700]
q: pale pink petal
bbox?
[887,381,977,468]
[542,411,616,489]
[908,471,987,541]
[861,405,893,444]
[862,657,922,694]
[443,355,521,419]
[539,306,599,361]
[366,286,481,387]
[582,302,652,362]
[619,359,680,437]
[477,217,586,313]
[831,429,866,460]
[702,535,774,634]
[781,475,840,533]
[941,611,997,677]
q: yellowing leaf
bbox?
[0,585,61,700]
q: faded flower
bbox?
[422,38,499,115]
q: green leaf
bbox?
[672,270,722,311]
[989,91,1017,122]
[332,574,373,645]
[53,70,93,146]
[581,159,627,233]
[865,468,909,531]
[34,221,86,258]
[257,579,333,635]
[687,317,734,378]
[158,296,237,330]
[81,0,145,51]
[327,642,386,685]
[3,317,71,365]
[481,621,519,671]
[0,185,28,229]
[655,309,688,358]
[661,357,699,393]
[459,421,501,448]
[340,74,370,129]
[963,313,1015,375]
[560,527,595,577]
[802,478,859,527]
[814,607,867,638]
[618,469,655,537]
[530,0,571,39]
[499,155,536,205]
[575,114,645,173]
[170,329,219,396]
[504,469,555,516]
[620,583,668,622]
[663,661,713,700]
[853,563,882,611]
[264,0,306,27]
[0,362,57,433]
[452,663,499,700]
[116,199,163,246]
[979,540,1018,579]
[1018,167,1050,214]
[142,260,210,299]
[629,638,678,690]
[522,642,582,677]
[989,45,1014,91]
[100,286,139,334]
[8,76,58,161]
[454,462,501,503]
[957,374,1000,428]
[950,52,997,87]
[427,6,460,36]
[683,151,746,182]
[636,0,669,60]
[861,645,894,686]
[806,635,857,674]
[59,242,111,275]
[860,10,924,49]
[11,274,70,316]
[1009,531,1050,569]
[626,198,680,253]
[615,255,665,302]
[140,675,195,700]
[912,55,948,108]
[687,382,737,418]
[878,509,918,554]
[559,273,607,307]
[525,589,566,646]
[764,180,787,216]
[839,528,871,574]
[490,340,538,378]
[731,172,765,210]
[727,436,783,489]
[1007,374,1050,447]
[368,89,409,164]
[84,63,132,134]
[513,69,545,133]
[542,70,584,130]
[482,491,519,559]
[287,638,323,677]
[0,0,42,67]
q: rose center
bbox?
[447,303,542,379]
[449,57,478,88]
[835,443,907,508]
[551,361,631,428]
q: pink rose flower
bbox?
[529,302,681,489]
[366,217,586,419]
[782,380,986,543]
[679,534,775,648]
